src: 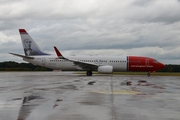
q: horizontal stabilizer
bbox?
[9,53,34,59]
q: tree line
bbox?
[0,61,179,72]
[157,64,180,72]
[0,61,52,71]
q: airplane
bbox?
[10,29,165,76]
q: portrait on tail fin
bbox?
[23,38,38,56]
[19,29,49,56]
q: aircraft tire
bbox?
[86,71,92,76]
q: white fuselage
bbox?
[24,55,128,71]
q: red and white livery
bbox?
[10,29,165,76]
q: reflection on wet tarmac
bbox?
[59,85,78,90]
[0,72,180,120]
[88,81,96,85]
[53,99,63,108]
[17,95,43,120]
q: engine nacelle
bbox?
[98,65,113,74]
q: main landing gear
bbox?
[147,72,151,76]
[86,70,92,76]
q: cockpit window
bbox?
[153,60,158,63]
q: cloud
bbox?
[0,0,99,20]
[129,0,180,23]
[0,0,180,64]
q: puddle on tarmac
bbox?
[59,85,78,90]
[88,81,96,85]
[73,80,81,82]
[12,98,22,100]
[120,80,165,89]
[53,99,63,108]
[79,101,99,105]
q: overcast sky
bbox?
[0,0,180,64]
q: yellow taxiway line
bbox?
[91,90,141,95]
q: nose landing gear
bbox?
[86,70,92,76]
[147,72,151,76]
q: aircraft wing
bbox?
[65,58,98,70]
[53,46,98,70]
[9,53,34,59]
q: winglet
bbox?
[54,46,64,59]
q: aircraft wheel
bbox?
[147,72,151,76]
[86,71,92,76]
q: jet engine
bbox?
[98,65,113,74]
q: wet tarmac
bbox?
[0,72,180,120]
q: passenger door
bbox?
[42,58,46,66]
